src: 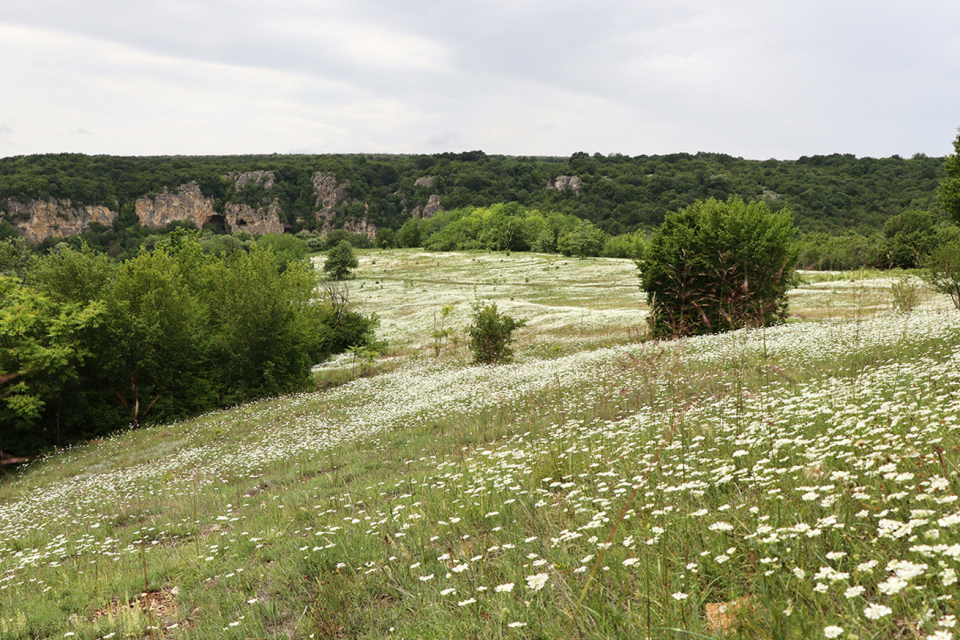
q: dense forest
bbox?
[0,150,947,237]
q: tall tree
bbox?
[940,130,960,224]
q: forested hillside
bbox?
[0,151,945,236]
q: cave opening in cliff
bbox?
[204,215,227,233]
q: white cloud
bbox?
[0,0,958,158]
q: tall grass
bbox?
[1,251,958,639]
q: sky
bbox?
[1,0,958,160]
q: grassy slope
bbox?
[2,252,959,640]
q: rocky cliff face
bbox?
[135,182,214,229]
[5,170,394,244]
[410,194,443,219]
[547,175,582,195]
[229,170,275,191]
[6,199,117,244]
[311,172,379,239]
[136,182,284,235]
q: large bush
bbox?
[467,303,526,364]
[638,197,799,338]
[0,235,378,456]
[924,239,960,310]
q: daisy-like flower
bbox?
[458,598,476,607]
[671,592,688,601]
[844,585,865,599]
[526,573,549,591]
[864,603,893,620]
[824,625,843,638]
[495,583,515,593]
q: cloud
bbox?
[425,130,460,148]
[0,1,959,158]
[0,123,11,135]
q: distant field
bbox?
[2,252,958,640]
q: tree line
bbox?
[0,151,946,239]
[0,230,378,458]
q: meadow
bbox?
[1,250,958,640]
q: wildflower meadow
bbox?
[1,251,959,639]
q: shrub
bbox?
[466,303,526,364]
[2,234,378,456]
[557,220,606,258]
[890,276,921,314]
[638,197,799,338]
[323,240,359,280]
[924,239,960,309]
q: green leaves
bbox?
[638,197,799,338]
[0,236,379,456]
[323,240,359,280]
[467,303,526,365]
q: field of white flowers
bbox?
[1,251,958,639]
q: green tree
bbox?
[880,209,939,269]
[323,240,359,280]
[939,129,960,223]
[558,220,607,258]
[924,240,960,309]
[396,218,422,247]
[0,277,104,455]
[466,302,526,364]
[638,197,799,338]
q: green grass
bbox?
[3,252,960,639]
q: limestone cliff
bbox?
[136,182,214,229]
[311,172,378,239]
[135,182,283,235]
[410,194,443,219]
[6,199,117,244]
[547,175,582,195]
[5,171,385,243]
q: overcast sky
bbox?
[1,1,958,160]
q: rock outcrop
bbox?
[223,202,284,235]
[135,182,284,235]
[410,194,443,219]
[547,175,582,195]
[311,172,377,239]
[312,172,348,213]
[229,170,276,191]
[6,172,377,243]
[136,182,214,229]
[6,199,117,244]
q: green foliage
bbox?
[0,277,105,454]
[0,237,32,279]
[466,302,526,364]
[890,276,921,314]
[396,218,421,247]
[939,130,960,224]
[323,240,359,280]
[27,243,117,303]
[0,151,945,249]
[639,197,799,338]
[374,227,396,248]
[602,231,647,259]
[254,233,309,273]
[796,232,883,270]
[557,219,606,258]
[0,235,378,455]
[924,239,960,309]
[879,209,945,268]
